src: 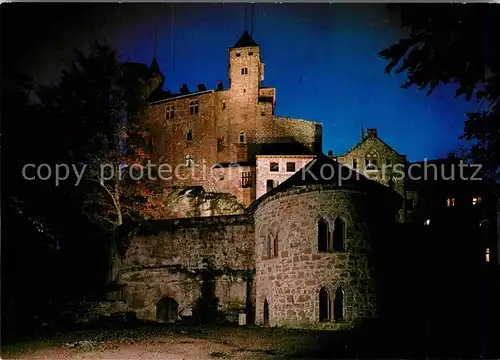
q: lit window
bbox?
[486,248,490,263]
[189,99,199,115]
[239,131,245,144]
[424,219,430,226]
[473,196,482,205]
[286,162,296,172]
[165,104,174,120]
[270,162,279,172]
[446,197,455,207]
[241,67,248,75]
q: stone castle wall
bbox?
[253,186,381,329]
[118,215,255,322]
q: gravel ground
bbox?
[2,325,351,360]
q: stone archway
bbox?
[156,297,179,323]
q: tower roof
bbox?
[234,30,259,48]
[149,57,162,75]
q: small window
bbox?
[270,162,279,172]
[249,51,253,56]
[241,172,252,188]
[333,218,345,251]
[446,197,455,207]
[353,159,357,169]
[165,104,174,120]
[486,248,490,263]
[185,155,194,168]
[241,67,248,75]
[239,131,246,144]
[286,162,296,172]
[189,99,199,115]
[473,196,482,205]
[266,179,274,193]
[236,52,241,57]
[222,101,226,110]
[186,129,193,141]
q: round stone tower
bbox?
[251,155,401,329]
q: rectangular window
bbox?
[241,172,252,188]
[486,248,490,263]
[447,197,455,207]
[189,99,199,115]
[222,101,226,110]
[239,132,245,143]
[286,162,296,172]
[241,67,248,75]
[473,196,482,205]
[353,159,357,169]
[186,130,193,141]
[165,104,174,120]
[270,162,279,172]
[266,179,274,193]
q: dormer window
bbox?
[241,67,248,75]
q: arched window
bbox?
[334,287,345,322]
[333,218,345,251]
[319,287,330,322]
[266,235,273,257]
[365,150,378,170]
[318,218,329,252]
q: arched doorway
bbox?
[156,297,179,323]
[334,287,345,322]
[319,287,330,322]
[263,299,269,326]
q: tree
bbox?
[379,4,500,177]
[37,42,168,232]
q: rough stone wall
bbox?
[158,187,245,219]
[253,186,382,329]
[336,134,406,221]
[255,155,315,199]
[118,215,255,322]
[256,116,322,154]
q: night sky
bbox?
[3,3,478,162]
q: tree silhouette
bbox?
[379,4,500,177]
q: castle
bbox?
[110,31,497,330]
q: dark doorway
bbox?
[334,287,344,321]
[263,299,269,326]
[156,297,179,323]
[319,287,330,322]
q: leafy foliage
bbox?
[379,4,500,177]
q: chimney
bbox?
[197,83,207,92]
[180,84,189,95]
[366,128,378,138]
[327,150,334,157]
[216,80,223,91]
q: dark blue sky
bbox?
[9,3,478,162]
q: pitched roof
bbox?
[338,131,404,158]
[247,154,399,212]
[149,57,162,76]
[234,30,259,48]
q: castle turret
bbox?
[228,31,264,96]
